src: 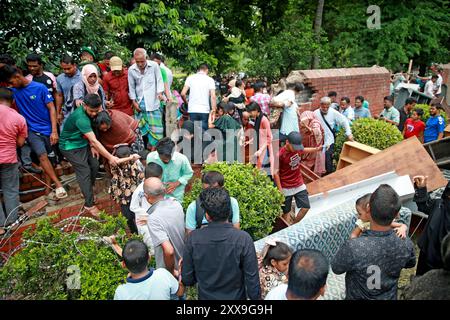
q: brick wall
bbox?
[285,66,391,115]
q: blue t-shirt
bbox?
[185,196,240,230]
[424,115,446,143]
[12,81,54,136]
[56,69,82,112]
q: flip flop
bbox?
[0,228,6,237]
[55,187,68,199]
[83,206,101,218]
[47,191,59,201]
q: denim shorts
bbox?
[27,131,52,157]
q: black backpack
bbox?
[195,196,233,229]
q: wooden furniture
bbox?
[444,125,450,137]
[336,141,380,170]
[307,137,447,195]
[423,136,450,169]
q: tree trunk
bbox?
[311,0,325,69]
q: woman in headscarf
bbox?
[73,64,106,109]
[299,111,325,176]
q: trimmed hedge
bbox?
[183,162,284,240]
[415,103,448,124]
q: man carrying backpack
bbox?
[185,171,240,235]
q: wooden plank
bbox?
[307,137,447,195]
[336,141,380,170]
[300,163,321,183]
[445,125,450,137]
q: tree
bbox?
[312,0,325,69]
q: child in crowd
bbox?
[258,240,293,299]
[403,108,425,142]
[112,239,184,300]
[108,145,144,234]
[351,193,408,239]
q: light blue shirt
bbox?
[380,106,400,125]
[340,107,355,122]
[277,89,300,135]
[56,69,81,115]
[354,106,371,119]
[314,107,352,147]
[114,268,179,300]
[128,61,164,112]
[146,151,193,203]
[185,196,240,230]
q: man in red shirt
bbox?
[0,88,28,235]
[403,108,425,143]
[273,131,321,224]
[102,56,133,116]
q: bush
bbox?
[0,213,141,300]
[334,118,404,162]
[182,162,284,240]
[415,103,448,124]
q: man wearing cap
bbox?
[79,47,102,78]
[314,96,353,174]
[102,56,133,116]
[273,132,322,224]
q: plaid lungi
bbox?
[135,98,164,147]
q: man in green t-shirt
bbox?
[59,94,120,216]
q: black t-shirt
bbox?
[397,107,410,132]
[31,73,55,94]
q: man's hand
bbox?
[394,224,408,239]
[347,134,354,142]
[57,113,64,125]
[91,147,100,159]
[166,181,181,194]
[157,94,164,101]
[136,215,148,226]
[50,132,59,145]
[109,156,120,167]
[413,175,427,188]
[106,100,114,108]
[132,101,141,113]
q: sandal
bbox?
[83,206,101,218]
[55,187,68,199]
[47,191,59,201]
[0,228,6,237]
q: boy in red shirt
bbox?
[273,132,322,224]
[403,108,425,143]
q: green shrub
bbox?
[415,103,448,124]
[183,162,284,240]
[334,118,404,162]
[0,213,142,300]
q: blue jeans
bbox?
[189,113,209,132]
[0,163,20,227]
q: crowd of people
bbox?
[0,47,449,300]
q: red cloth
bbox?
[299,111,325,175]
[98,63,109,73]
[102,69,133,116]
[0,104,28,163]
[278,146,305,189]
[404,118,425,139]
[97,109,138,153]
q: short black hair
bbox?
[247,101,261,113]
[431,74,438,80]
[150,52,163,61]
[0,53,16,66]
[356,193,371,209]
[115,145,131,158]
[223,102,235,114]
[355,96,364,102]
[199,187,231,222]
[287,82,304,92]
[122,240,149,274]
[235,79,243,87]
[384,95,394,103]
[202,171,225,187]
[95,110,112,128]
[61,54,75,65]
[0,87,14,103]
[0,64,20,81]
[138,149,150,161]
[145,162,163,179]
[413,108,424,117]
[83,94,102,109]
[198,63,209,71]
[104,51,114,60]
[328,91,337,98]
[263,241,293,267]
[288,250,329,299]
[405,97,417,106]
[340,96,350,104]
[26,53,43,65]
[370,184,401,226]
[253,81,265,92]
[156,137,175,158]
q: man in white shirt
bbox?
[314,96,353,174]
[266,249,329,300]
[128,48,165,148]
[424,75,438,99]
[272,83,303,142]
[181,64,217,132]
